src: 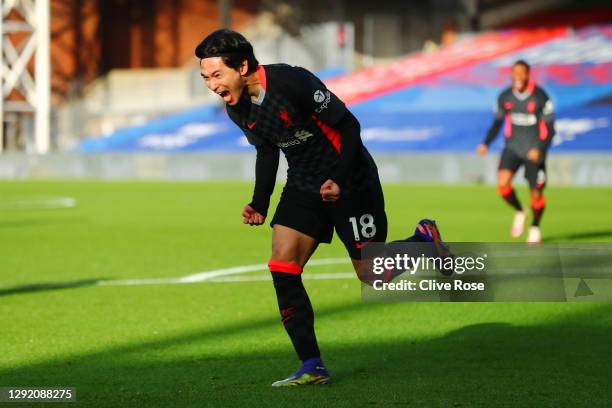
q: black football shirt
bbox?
[226,64,377,199]
[484,81,555,157]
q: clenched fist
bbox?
[320,179,340,202]
[242,204,265,225]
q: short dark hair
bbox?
[513,59,530,72]
[195,29,259,74]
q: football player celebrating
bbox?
[196,29,448,386]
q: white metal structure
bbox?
[1,0,50,153]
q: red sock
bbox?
[498,186,523,212]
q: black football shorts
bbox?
[270,180,388,259]
[498,148,547,190]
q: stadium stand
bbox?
[79,25,612,153]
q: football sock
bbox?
[530,196,546,226]
[299,357,326,374]
[498,186,523,212]
[269,260,320,362]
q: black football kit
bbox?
[226,64,387,259]
[483,81,555,190]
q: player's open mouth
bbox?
[218,90,231,101]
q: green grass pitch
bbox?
[0,180,611,407]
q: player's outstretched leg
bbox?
[528,191,545,244]
[414,219,448,251]
[413,219,454,275]
[355,219,453,284]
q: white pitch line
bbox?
[208,272,356,283]
[180,257,349,283]
[0,196,77,211]
[97,257,351,287]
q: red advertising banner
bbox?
[327,28,568,104]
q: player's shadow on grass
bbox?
[0,279,101,297]
[543,229,612,241]
[1,302,611,406]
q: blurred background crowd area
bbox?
[1,0,611,185]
